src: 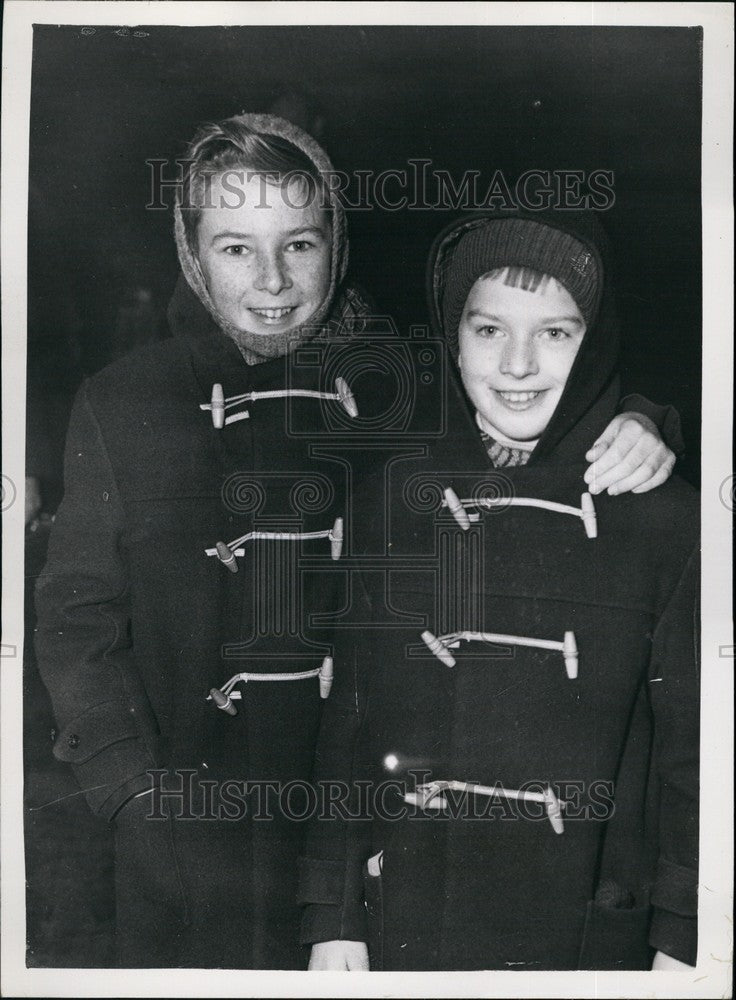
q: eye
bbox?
[223,244,249,256]
[476,325,499,338]
[286,239,315,252]
[541,327,569,341]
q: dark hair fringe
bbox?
[480,265,560,293]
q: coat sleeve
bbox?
[618,392,685,456]
[646,547,700,964]
[34,380,161,820]
[297,574,374,945]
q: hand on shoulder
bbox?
[585,412,676,495]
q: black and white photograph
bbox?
[1,3,732,997]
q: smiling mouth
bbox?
[494,389,546,409]
[248,306,298,322]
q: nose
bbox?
[499,335,539,379]
[254,251,292,295]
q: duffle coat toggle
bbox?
[404,780,566,834]
[205,516,344,572]
[208,656,334,715]
[443,485,597,538]
[421,628,579,679]
[200,376,359,428]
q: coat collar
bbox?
[166,272,375,404]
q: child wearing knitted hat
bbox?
[443,217,601,468]
[437,214,677,473]
[303,211,699,972]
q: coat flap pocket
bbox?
[53,701,141,763]
[651,857,698,917]
[296,857,345,905]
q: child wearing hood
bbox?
[33,112,678,969]
[302,212,699,972]
[33,113,375,969]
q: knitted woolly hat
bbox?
[441,218,600,360]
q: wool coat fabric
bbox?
[298,211,699,971]
[35,167,683,969]
[34,112,374,969]
[35,276,379,968]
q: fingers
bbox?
[605,451,676,495]
[308,940,369,971]
[584,416,621,464]
[346,942,370,970]
[584,420,652,491]
[308,952,345,970]
[585,411,659,465]
[585,413,675,496]
[631,453,677,493]
[589,439,675,495]
[308,942,345,970]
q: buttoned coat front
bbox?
[34,275,376,968]
[298,212,700,971]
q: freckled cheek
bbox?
[202,261,258,313]
[215,275,247,306]
[293,255,331,300]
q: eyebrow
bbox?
[538,316,585,328]
[466,309,584,329]
[466,311,503,323]
[211,226,326,245]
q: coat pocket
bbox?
[362,851,384,971]
[577,898,653,970]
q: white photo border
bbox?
[2,3,732,998]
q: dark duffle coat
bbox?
[298,212,699,971]
[34,276,374,969]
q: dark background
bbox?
[24,23,702,966]
[28,24,702,482]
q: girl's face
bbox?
[458,270,586,447]
[196,172,331,337]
